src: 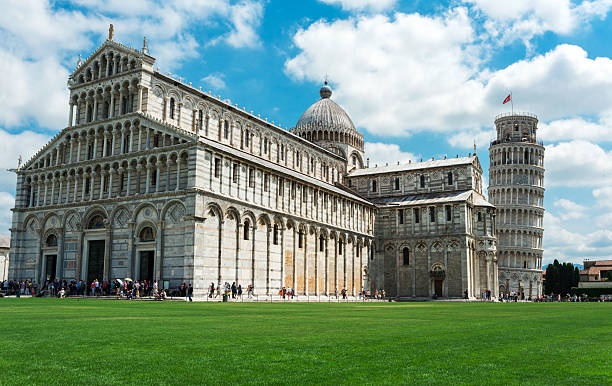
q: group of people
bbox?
[207,282,254,300]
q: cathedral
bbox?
[8,30,542,299]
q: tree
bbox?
[544,260,579,295]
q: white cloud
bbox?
[225,1,264,49]
[285,8,482,137]
[466,0,612,46]
[0,0,265,131]
[545,140,612,187]
[543,211,612,264]
[539,117,612,142]
[319,0,397,13]
[0,128,51,193]
[285,9,612,144]
[364,142,417,167]
[447,129,495,150]
[0,192,15,236]
[201,73,227,90]
[553,198,588,220]
[593,186,612,208]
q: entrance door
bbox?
[434,279,443,297]
[45,255,57,281]
[139,251,154,283]
[87,240,105,283]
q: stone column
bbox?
[110,130,116,156]
[177,102,183,128]
[137,85,143,112]
[92,97,98,122]
[128,127,134,153]
[108,170,114,198]
[69,139,74,163]
[92,135,98,159]
[43,181,48,206]
[125,165,132,196]
[163,97,169,121]
[68,102,74,127]
[155,166,161,193]
[36,183,41,206]
[175,159,181,191]
[102,133,108,158]
[155,221,164,281]
[120,129,126,154]
[109,91,115,118]
[29,182,35,207]
[58,177,64,204]
[145,165,150,194]
[103,224,111,281]
[89,172,96,201]
[323,236,329,296]
[266,226,271,296]
[99,172,106,200]
[66,176,71,203]
[145,128,151,150]
[73,175,79,202]
[76,138,82,162]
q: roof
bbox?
[348,156,477,177]
[369,190,492,207]
[0,235,10,249]
[295,84,357,134]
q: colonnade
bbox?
[23,151,189,208]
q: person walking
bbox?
[231,282,237,299]
[187,283,193,302]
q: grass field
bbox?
[1,299,611,385]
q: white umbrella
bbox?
[116,279,124,287]
[124,278,133,282]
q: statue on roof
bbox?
[109,24,114,40]
[17,155,22,170]
[77,54,82,67]
[142,36,148,54]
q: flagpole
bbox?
[511,91,513,115]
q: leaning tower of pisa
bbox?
[488,113,545,297]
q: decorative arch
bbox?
[162,200,187,224]
[132,202,159,223]
[205,202,223,221]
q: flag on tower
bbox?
[503,94,511,104]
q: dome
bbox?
[295,83,356,134]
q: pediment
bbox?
[69,40,153,86]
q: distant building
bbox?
[580,260,612,282]
[0,235,9,282]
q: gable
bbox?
[70,40,153,86]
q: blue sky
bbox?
[1,0,612,264]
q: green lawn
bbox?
[0,299,611,385]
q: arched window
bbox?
[338,240,343,255]
[46,234,58,247]
[87,215,105,229]
[372,180,377,192]
[394,177,400,190]
[298,230,304,249]
[319,235,325,252]
[420,175,426,188]
[224,120,229,139]
[263,138,268,154]
[245,129,250,147]
[243,220,250,240]
[402,247,410,265]
[447,172,453,185]
[139,226,155,242]
[169,98,175,119]
[273,224,279,245]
